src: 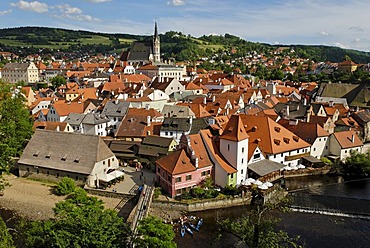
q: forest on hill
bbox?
[1,26,370,63]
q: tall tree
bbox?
[135,215,176,248]
[21,189,131,247]
[0,81,33,173]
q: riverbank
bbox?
[0,175,121,220]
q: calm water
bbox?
[175,175,370,248]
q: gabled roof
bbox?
[161,117,192,132]
[220,115,249,142]
[188,133,212,168]
[332,130,363,149]
[18,130,115,175]
[33,121,68,131]
[199,130,237,173]
[156,149,196,175]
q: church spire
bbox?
[154,21,158,39]
[153,21,160,64]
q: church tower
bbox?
[153,22,161,63]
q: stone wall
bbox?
[152,194,252,212]
[18,163,87,186]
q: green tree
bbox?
[54,176,76,196]
[341,151,370,176]
[0,82,33,172]
[0,216,14,248]
[218,204,302,248]
[50,75,66,89]
[22,189,131,247]
[135,215,176,248]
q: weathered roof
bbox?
[65,113,85,126]
[18,130,115,175]
[142,135,175,147]
[101,100,130,118]
[161,117,192,132]
[162,105,195,118]
[248,159,285,177]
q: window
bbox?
[230,173,234,179]
[253,153,261,159]
[57,173,59,178]
[170,132,173,136]
[201,171,206,176]
[157,167,161,173]
[176,177,181,182]
[241,158,244,164]
[242,147,244,153]
[241,169,244,174]
[47,171,49,176]
[186,175,192,181]
[176,189,182,194]
[227,144,230,151]
[313,148,316,151]
[165,132,168,136]
[168,175,171,181]
[103,161,105,165]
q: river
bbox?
[174,175,370,248]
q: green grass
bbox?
[26,177,58,186]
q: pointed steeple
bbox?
[154,21,158,39]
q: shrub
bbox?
[153,188,161,199]
[55,177,76,196]
[190,187,205,199]
[222,185,241,196]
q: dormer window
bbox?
[45,154,51,159]
[33,151,39,157]
[274,139,281,145]
[283,137,290,144]
[61,155,67,161]
[274,127,281,132]
[293,136,299,142]
[74,157,80,163]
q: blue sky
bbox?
[1,0,370,51]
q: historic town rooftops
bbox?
[142,135,175,148]
[278,119,329,145]
[161,117,192,132]
[18,130,114,175]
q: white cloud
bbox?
[349,26,364,32]
[53,4,100,22]
[318,31,330,36]
[0,9,12,16]
[168,0,186,6]
[84,0,111,2]
[333,42,346,49]
[11,1,48,13]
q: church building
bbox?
[120,22,161,65]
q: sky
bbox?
[1,0,370,51]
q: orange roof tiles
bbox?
[156,149,196,175]
[240,115,310,154]
[221,115,249,141]
[333,130,363,149]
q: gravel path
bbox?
[0,175,121,221]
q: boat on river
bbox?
[184,225,193,235]
[189,222,198,232]
[196,218,203,231]
[180,226,186,237]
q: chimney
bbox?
[212,95,216,102]
[351,134,355,143]
[56,125,60,132]
[189,117,193,125]
[285,106,290,117]
[303,98,307,106]
[147,116,151,126]
[195,157,199,168]
[203,96,207,105]
[329,101,334,107]
[123,93,128,101]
